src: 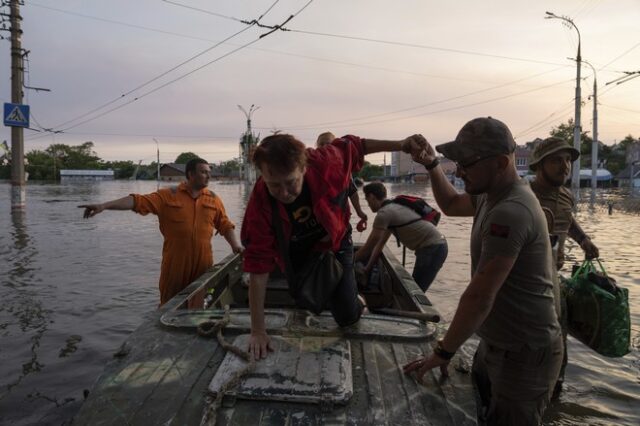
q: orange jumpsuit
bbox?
[131,182,235,305]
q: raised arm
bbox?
[78,195,135,218]
[410,141,475,217]
[363,134,426,157]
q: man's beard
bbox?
[541,168,567,187]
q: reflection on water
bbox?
[0,181,638,425]
[1,210,49,406]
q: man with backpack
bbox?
[355,182,448,292]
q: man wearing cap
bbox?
[403,117,562,425]
[529,136,600,397]
[529,136,599,269]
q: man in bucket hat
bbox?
[529,136,599,269]
[529,136,600,398]
[403,117,562,425]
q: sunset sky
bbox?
[1,0,638,165]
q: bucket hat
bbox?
[529,137,580,171]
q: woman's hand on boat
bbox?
[248,332,273,360]
[402,354,450,383]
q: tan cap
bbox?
[529,137,580,171]
[436,117,516,163]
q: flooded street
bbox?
[0,181,638,425]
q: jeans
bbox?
[412,242,448,292]
[329,230,363,327]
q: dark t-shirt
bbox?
[284,182,328,268]
[470,180,560,350]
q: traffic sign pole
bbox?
[10,0,26,210]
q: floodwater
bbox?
[0,180,638,425]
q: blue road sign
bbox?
[4,103,30,128]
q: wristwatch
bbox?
[433,339,456,360]
[424,158,440,170]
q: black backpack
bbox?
[388,195,441,227]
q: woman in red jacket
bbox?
[241,133,426,360]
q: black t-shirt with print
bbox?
[284,182,328,269]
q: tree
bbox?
[24,142,105,180]
[175,152,200,164]
[218,158,240,177]
[549,119,592,167]
[354,162,384,181]
[606,135,637,176]
[103,160,136,179]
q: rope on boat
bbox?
[198,307,256,426]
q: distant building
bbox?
[616,165,640,188]
[390,151,422,176]
[60,169,114,182]
[626,140,640,165]
[515,146,532,176]
[159,163,185,181]
[579,169,613,187]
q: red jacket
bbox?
[241,135,365,274]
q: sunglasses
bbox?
[455,155,496,171]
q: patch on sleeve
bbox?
[490,223,510,238]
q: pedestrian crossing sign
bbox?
[4,103,30,128]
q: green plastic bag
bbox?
[561,259,630,357]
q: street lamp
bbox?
[153,138,160,189]
[546,11,582,196]
[582,61,599,194]
[237,104,260,183]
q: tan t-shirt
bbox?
[471,180,560,350]
[373,202,445,250]
[529,181,574,269]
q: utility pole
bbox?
[153,138,160,189]
[546,12,582,198]
[583,62,598,196]
[238,104,259,184]
[9,0,26,209]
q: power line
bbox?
[153,1,574,67]
[47,1,284,130]
[50,24,254,130]
[262,77,575,132]
[24,36,264,138]
[282,28,571,67]
[28,2,557,88]
[160,0,246,23]
[600,103,640,115]
[26,0,311,137]
[513,101,575,140]
[255,67,568,131]
[598,41,640,71]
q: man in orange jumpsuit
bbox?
[79,158,243,305]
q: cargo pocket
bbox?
[164,200,184,222]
